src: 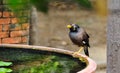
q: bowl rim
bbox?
[0,44,97,73]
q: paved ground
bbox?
[90,45,106,73]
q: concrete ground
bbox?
[90,45,106,73]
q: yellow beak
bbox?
[67,25,72,28]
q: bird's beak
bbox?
[67,24,72,28]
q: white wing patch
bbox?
[82,41,86,44]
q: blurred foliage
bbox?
[6,0,49,13]
[18,61,60,73]
[30,0,49,13]
[13,56,83,73]
[75,0,92,9]
[0,61,13,73]
[6,0,92,13]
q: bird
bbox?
[67,24,90,57]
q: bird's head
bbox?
[67,24,80,32]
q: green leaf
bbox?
[53,62,59,68]
[0,61,12,67]
[0,68,12,73]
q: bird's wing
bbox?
[76,28,88,40]
[76,28,89,46]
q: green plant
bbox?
[13,55,85,73]
[6,0,49,13]
[7,0,92,13]
[0,61,13,73]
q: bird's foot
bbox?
[72,52,80,57]
[79,57,86,62]
[72,47,83,57]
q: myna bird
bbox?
[67,24,90,57]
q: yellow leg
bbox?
[79,57,86,62]
[77,47,83,53]
[72,47,83,57]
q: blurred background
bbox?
[5,0,106,73]
[29,0,107,73]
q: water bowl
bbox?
[0,44,97,73]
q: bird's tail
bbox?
[84,46,89,57]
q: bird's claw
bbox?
[79,57,86,62]
[72,52,80,57]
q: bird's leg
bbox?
[72,47,83,57]
[77,47,83,53]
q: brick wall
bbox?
[0,0,30,44]
[0,11,29,44]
